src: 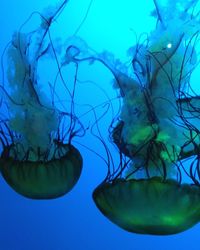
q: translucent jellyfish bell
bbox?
[1,142,83,199]
[93,178,200,235]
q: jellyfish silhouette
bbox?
[0,0,84,199]
[91,0,200,235]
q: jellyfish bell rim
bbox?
[0,143,83,199]
[93,177,200,235]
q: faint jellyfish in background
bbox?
[90,0,200,235]
[0,0,84,199]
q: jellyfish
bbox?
[0,0,84,199]
[91,0,200,234]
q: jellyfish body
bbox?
[90,0,200,235]
[0,144,82,199]
[93,178,200,235]
[0,0,84,199]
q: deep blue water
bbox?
[0,1,200,250]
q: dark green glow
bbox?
[93,177,200,235]
[0,145,82,199]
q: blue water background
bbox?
[0,1,200,249]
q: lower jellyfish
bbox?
[0,0,84,199]
[93,178,200,235]
[92,0,200,234]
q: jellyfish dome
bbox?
[0,1,84,199]
[92,0,200,234]
[93,177,200,235]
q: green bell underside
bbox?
[93,177,200,235]
[0,145,83,199]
